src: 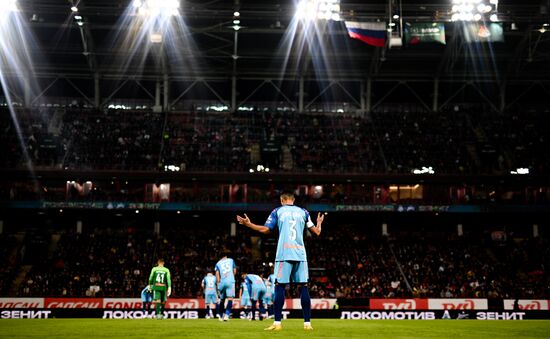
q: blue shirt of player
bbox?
[245,274,265,287]
[203,274,217,294]
[141,286,152,303]
[215,257,236,283]
[240,282,250,299]
[264,205,314,262]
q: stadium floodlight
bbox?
[451,0,497,22]
[0,0,18,13]
[510,168,529,175]
[150,32,162,43]
[70,6,78,12]
[134,0,180,17]
[412,166,435,175]
[233,11,240,17]
[295,0,341,22]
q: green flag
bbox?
[404,23,446,45]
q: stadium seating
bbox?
[2,106,549,175]
[5,223,548,300]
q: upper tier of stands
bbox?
[2,106,548,175]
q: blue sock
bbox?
[274,284,285,322]
[226,300,233,315]
[300,285,311,322]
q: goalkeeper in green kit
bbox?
[148,258,172,319]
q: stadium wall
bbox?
[0,298,548,310]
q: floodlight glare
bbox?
[0,0,18,13]
[146,0,179,9]
[135,0,180,16]
[451,0,497,22]
[150,33,162,43]
[233,11,240,17]
[295,0,341,22]
[70,6,78,12]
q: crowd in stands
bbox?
[61,110,164,171]
[1,106,549,175]
[6,222,549,301]
[15,225,255,299]
[371,109,474,174]
[0,234,21,296]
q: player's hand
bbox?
[317,212,326,224]
[147,285,152,293]
[236,213,251,226]
[167,287,172,297]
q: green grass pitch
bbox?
[1,319,549,338]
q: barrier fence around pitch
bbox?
[1,298,549,311]
[0,309,548,320]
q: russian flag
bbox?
[345,21,387,47]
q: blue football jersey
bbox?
[215,257,236,283]
[141,286,152,302]
[203,274,217,294]
[246,274,265,287]
[265,205,314,261]
[240,282,250,298]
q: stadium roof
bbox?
[3,0,550,107]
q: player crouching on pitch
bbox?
[241,273,268,320]
[148,258,172,319]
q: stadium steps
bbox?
[465,144,482,168]
[281,145,293,170]
[48,234,61,257]
[9,265,32,296]
[250,143,261,164]
[47,108,65,136]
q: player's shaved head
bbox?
[280,192,295,202]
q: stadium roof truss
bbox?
[1,0,550,112]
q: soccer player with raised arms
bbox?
[237,191,324,331]
[215,252,236,321]
[148,258,172,319]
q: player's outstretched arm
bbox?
[309,212,325,237]
[236,213,271,234]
